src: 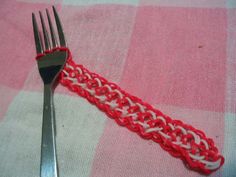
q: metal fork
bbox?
[32,6,67,177]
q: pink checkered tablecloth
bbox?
[0,0,235,177]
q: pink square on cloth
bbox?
[120,6,227,113]
[0,1,54,90]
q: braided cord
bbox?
[37,48,224,174]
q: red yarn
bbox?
[36,48,224,174]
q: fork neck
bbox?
[44,84,52,90]
[44,84,53,104]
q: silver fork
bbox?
[32,6,67,177]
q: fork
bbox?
[32,6,67,177]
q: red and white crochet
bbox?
[37,48,224,174]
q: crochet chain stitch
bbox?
[36,48,224,174]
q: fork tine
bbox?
[46,9,58,48]
[52,6,66,47]
[39,11,51,50]
[32,13,43,54]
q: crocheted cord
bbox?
[36,48,224,174]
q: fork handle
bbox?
[40,84,58,177]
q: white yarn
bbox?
[147,110,157,119]
[188,130,201,145]
[94,78,102,87]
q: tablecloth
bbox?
[0,0,235,177]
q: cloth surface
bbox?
[0,0,235,177]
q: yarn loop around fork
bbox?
[36,48,224,174]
